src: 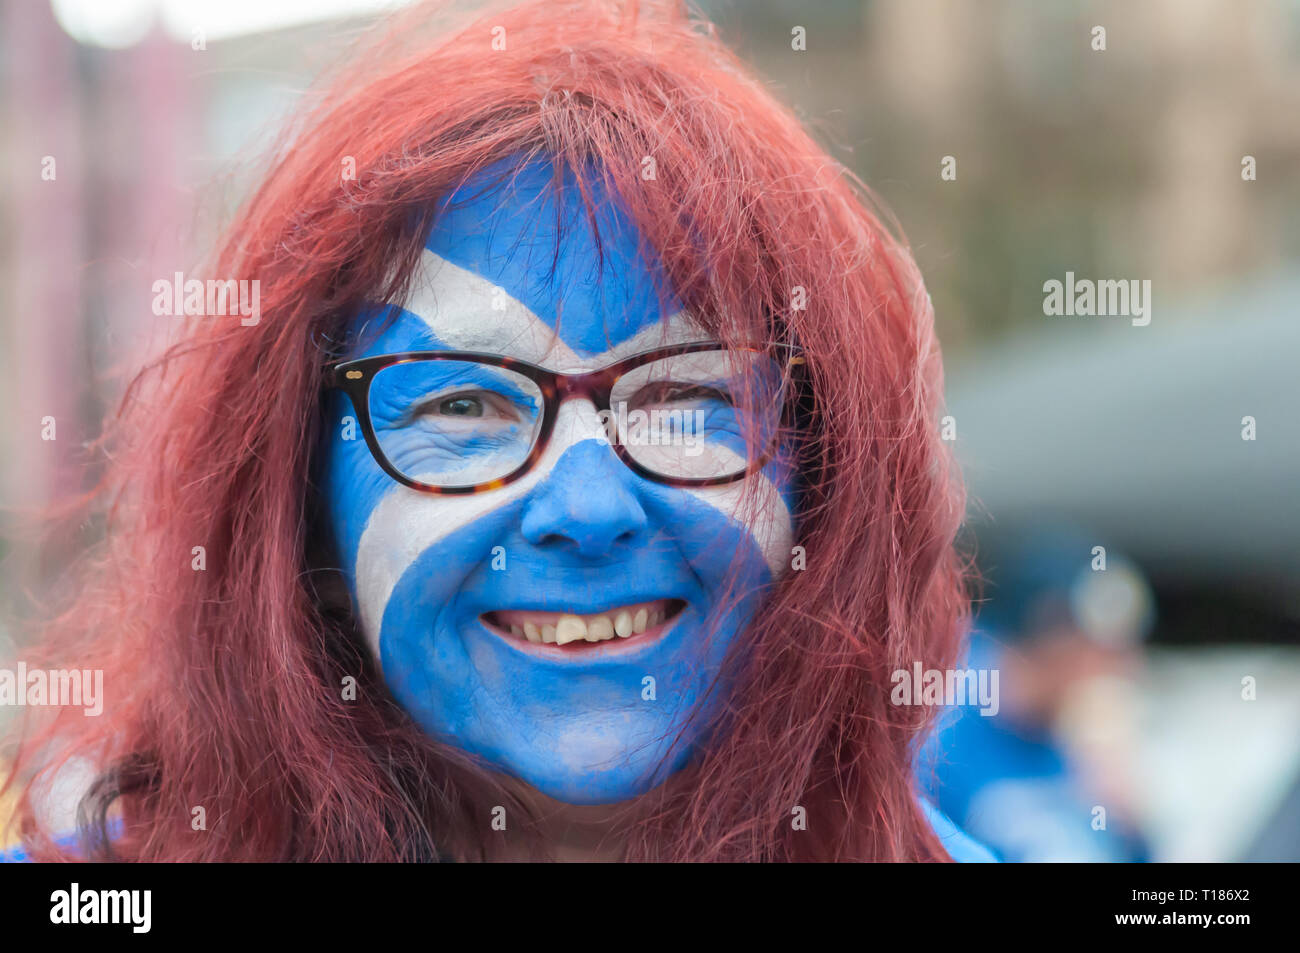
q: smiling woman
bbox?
[322,157,805,808]
[2,0,985,862]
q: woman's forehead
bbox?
[365,251,708,371]
[412,156,694,364]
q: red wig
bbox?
[4,0,968,861]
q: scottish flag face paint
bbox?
[323,160,797,804]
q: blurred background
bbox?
[2,0,1298,859]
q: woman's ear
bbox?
[303,490,356,622]
[312,562,355,619]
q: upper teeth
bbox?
[501,603,669,645]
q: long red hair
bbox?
[3,0,968,861]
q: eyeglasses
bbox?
[327,342,804,495]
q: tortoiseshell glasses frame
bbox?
[326,341,804,496]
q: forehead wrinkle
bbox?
[404,251,571,362]
[403,250,714,372]
[408,251,570,362]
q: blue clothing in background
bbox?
[919,630,1148,863]
[920,798,999,862]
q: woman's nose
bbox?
[519,439,650,559]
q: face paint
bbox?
[323,158,797,804]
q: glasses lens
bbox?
[368,359,543,488]
[608,349,786,482]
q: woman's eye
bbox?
[413,390,514,422]
[438,395,485,417]
[639,382,733,406]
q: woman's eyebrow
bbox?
[414,362,536,402]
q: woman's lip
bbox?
[480,598,685,652]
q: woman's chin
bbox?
[499,742,691,806]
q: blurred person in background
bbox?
[921,525,1153,862]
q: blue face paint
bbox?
[322,158,798,804]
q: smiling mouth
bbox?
[481,599,686,649]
